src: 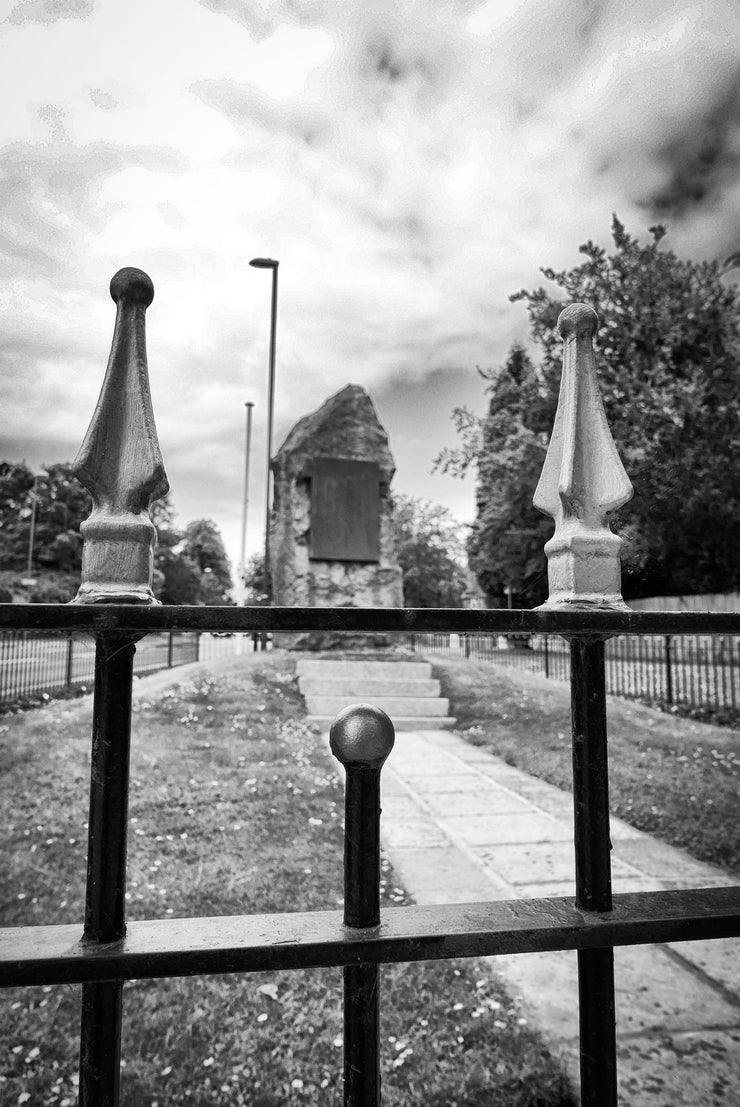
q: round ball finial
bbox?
[330,704,395,769]
[110,267,154,308]
[557,302,598,340]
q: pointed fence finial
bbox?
[533,303,633,608]
[72,267,169,604]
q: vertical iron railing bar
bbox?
[331,707,395,1107]
[569,637,618,1106]
[79,631,137,1107]
[688,637,696,706]
[731,638,737,712]
[719,637,728,711]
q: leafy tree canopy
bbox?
[0,460,233,606]
[392,493,468,608]
[437,217,740,605]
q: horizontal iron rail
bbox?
[4,603,740,636]
[3,887,739,988]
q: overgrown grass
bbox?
[1,653,574,1106]
[431,655,740,875]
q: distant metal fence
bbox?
[416,632,740,718]
[0,630,248,705]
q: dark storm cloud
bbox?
[646,70,740,218]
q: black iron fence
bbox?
[3,271,740,1107]
[416,631,740,719]
[0,630,248,707]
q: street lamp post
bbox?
[249,257,279,603]
[238,401,254,606]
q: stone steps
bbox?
[306,695,450,716]
[296,658,456,731]
[298,659,431,679]
[299,678,442,698]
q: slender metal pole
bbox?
[239,401,254,606]
[570,637,617,1107]
[263,266,278,600]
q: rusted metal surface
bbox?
[73,268,168,605]
[307,458,381,562]
[331,705,395,1106]
[3,888,739,988]
[534,304,633,608]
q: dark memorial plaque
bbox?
[307,458,380,562]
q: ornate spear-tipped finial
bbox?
[533,303,633,608]
[72,268,169,604]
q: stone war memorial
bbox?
[270,383,403,648]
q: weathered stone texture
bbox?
[271,385,403,646]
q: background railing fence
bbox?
[0,630,252,706]
[415,632,740,719]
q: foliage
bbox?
[0,461,90,574]
[438,217,740,604]
[392,494,468,608]
[241,552,270,605]
[0,459,233,606]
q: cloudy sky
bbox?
[1,0,739,577]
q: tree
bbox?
[0,458,219,605]
[0,461,91,574]
[392,494,468,608]
[241,553,269,605]
[438,217,740,603]
[179,518,234,605]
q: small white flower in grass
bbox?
[333,1035,342,1048]
[452,1002,463,1011]
[257,1013,268,1023]
[161,1067,172,1076]
[517,1017,528,1026]
[202,1057,214,1067]
[17,1094,32,1104]
[291,1079,304,1091]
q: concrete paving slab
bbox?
[618,1028,740,1107]
[382,817,453,849]
[395,770,491,795]
[613,943,740,1036]
[384,846,514,904]
[614,837,735,885]
[441,811,572,847]
[413,788,532,817]
[665,937,740,1000]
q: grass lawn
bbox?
[1,653,574,1107]
[429,654,740,876]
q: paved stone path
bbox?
[361,726,740,1106]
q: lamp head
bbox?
[249,257,279,269]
